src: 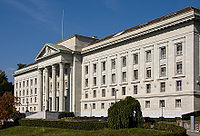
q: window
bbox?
[23,81,25,87]
[85,78,88,87]
[31,79,33,86]
[146,50,151,62]
[176,43,182,56]
[30,98,32,103]
[19,82,21,88]
[102,75,106,85]
[16,83,18,89]
[85,91,88,99]
[102,89,106,97]
[111,59,116,69]
[122,56,126,67]
[176,80,182,91]
[35,88,37,94]
[35,97,37,103]
[133,85,138,94]
[160,100,165,107]
[146,84,151,93]
[176,62,182,74]
[111,88,115,96]
[93,63,97,73]
[111,73,116,84]
[84,104,87,109]
[175,99,181,108]
[146,68,151,79]
[145,101,150,108]
[23,90,25,96]
[19,91,21,96]
[102,61,106,71]
[85,65,89,75]
[160,46,166,59]
[92,103,96,109]
[122,87,126,95]
[93,90,96,98]
[122,72,127,82]
[93,77,97,86]
[101,103,105,109]
[133,53,138,65]
[26,80,29,87]
[160,65,166,77]
[160,82,165,92]
[35,78,37,85]
[31,89,33,95]
[133,69,138,80]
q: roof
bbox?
[48,43,73,52]
[89,6,200,45]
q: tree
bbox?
[0,92,19,121]
[17,64,26,70]
[0,70,13,97]
[108,96,142,129]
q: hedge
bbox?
[19,119,108,130]
[58,112,75,119]
[143,123,187,136]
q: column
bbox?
[44,67,49,111]
[59,62,64,112]
[52,65,56,112]
[37,69,43,111]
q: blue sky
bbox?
[0,0,199,83]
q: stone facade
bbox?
[14,7,200,118]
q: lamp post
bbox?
[90,104,92,117]
[114,88,118,103]
[26,101,29,112]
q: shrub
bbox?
[58,112,75,119]
[19,119,108,130]
[108,96,142,129]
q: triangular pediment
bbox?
[35,44,59,60]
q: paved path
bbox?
[187,130,200,136]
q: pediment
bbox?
[35,44,59,60]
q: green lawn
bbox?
[0,126,169,136]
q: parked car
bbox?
[99,117,108,122]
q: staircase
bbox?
[26,111,59,119]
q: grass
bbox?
[0,126,170,136]
[195,116,200,122]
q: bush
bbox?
[19,119,108,130]
[58,112,75,119]
[108,96,142,129]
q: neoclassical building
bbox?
[14,7,200,118]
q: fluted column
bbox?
[37,69,43,111]
[44,68,49,111]
[52,65,56,112]
[59,62,64,112]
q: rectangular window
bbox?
[93,77,97,86]
[111,88,115,96]
[93,90,96,98]
[35,78,37,85]
[133,69,138,80]
[84,104,87,109]
[35,88,37,94]
[102,75,106,85]
[146,68,151,79]
[101,103,105,109]
[146,84,151,93]
[102,89,106,97]
[26,80,29,87]
[111,73,116,84]
[176,80,182,91]
[85,78,88,87]
[102,61,106,71]
[30,79,33,86]
[85,65,89,75]
[111,59,116,69]
[146,50,151,62]
[85,91,88,99]
[175,99,181,108]
[92,103,96,109]
[122,72,127,82]
[160,100,165,107]
[16,83,18,89]
[176,62,182,74]
[23,81,25,87]
[93,63,97,73]
[160,65,166,77]
[160,82,165,92]
[122,87,126,95]
[133,85,138,94]
[176,43,182,56]
[160,46,166,59]
[133,53,138,65]
[145,101,150,108]
[122,56,126,67]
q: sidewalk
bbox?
[187,130,200,136]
